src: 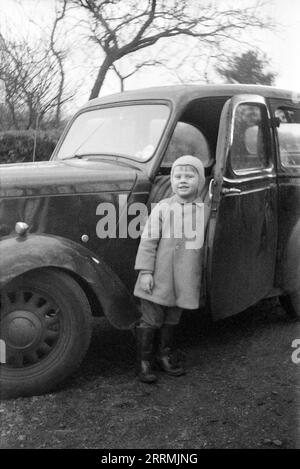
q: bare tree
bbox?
[49,0,69,126]
[0,1,73,130]
[70,0,272,99]
[112,58,163,91]
[0,33,67,129]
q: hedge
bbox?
[0,129,62,164]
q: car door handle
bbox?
[221,187,241,195]
[208,178,215,200]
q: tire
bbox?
[280,290,300,320]
[0,269,92,398]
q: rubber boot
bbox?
[157,325,185,376]
[137,327,157,383]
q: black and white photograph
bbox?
[0,0,299,453]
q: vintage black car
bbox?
[0,84,299,398]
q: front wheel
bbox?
[280,289,300,320]
[0,269,92,398]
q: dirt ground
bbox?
[0,298,299,449]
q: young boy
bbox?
[134,155,208,383]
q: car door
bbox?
[268,99,300,293]
[207,94,278,320]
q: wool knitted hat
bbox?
[171,155,205,188]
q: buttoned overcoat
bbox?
[134,195,209,309]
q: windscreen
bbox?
[55,104,170,161]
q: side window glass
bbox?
[275,108,300,168]
[230,104,269,173]
[162,122,212,168]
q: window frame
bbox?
[52,100,172,163]
[268,97,300,174]
[228,101,273,178]
[274,106,300,170]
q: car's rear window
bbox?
[275,108,300,168]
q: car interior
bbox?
[149,96,228,206]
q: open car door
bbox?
[207,94,278,320]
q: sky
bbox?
[259,0,300,91]
[1,0,300,109]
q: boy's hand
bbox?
[140,273,154,294]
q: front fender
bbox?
[0,233,139,329]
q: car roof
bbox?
[81,84,298,109]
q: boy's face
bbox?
[171,165,200,202]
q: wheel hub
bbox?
[2,310,43,350]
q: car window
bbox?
[55,104,170,161]
[230,104,270,174]
[275,108,300,168]
[162,122,212,168]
